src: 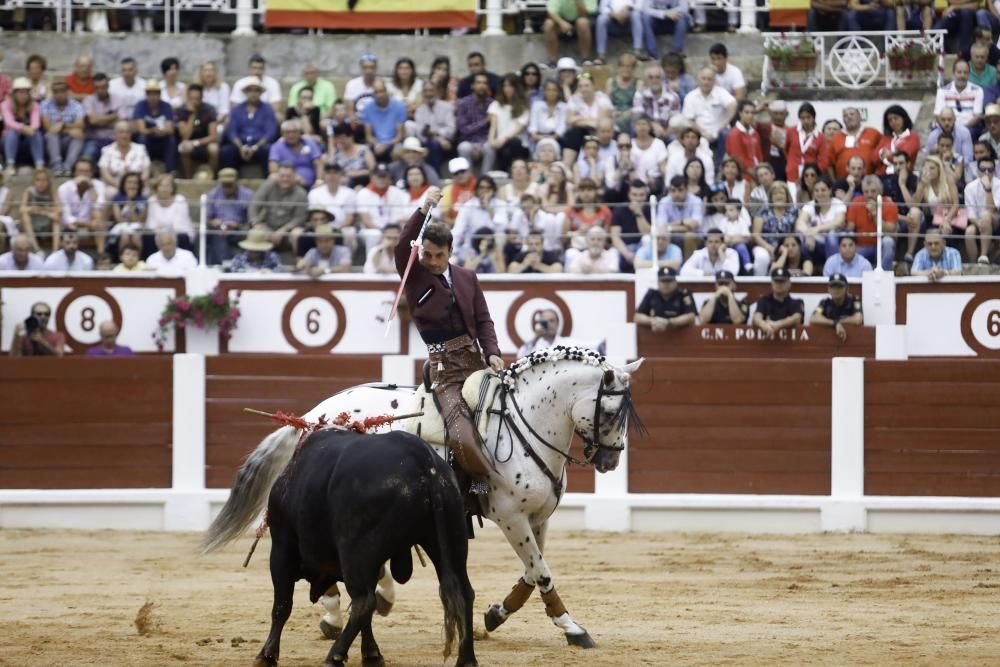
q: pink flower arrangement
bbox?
[153,286,242,351]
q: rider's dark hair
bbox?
[423,222,453,249]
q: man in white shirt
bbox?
[681,67,737,165]
[354,163,409,255]
[0,235,45,270]
[108,57,146,119]
[665,124,715,184]
[308,162,357,226]
[42,232,94,271]
[57,158,108,254]
[934,60,984,129]
[708,43,746,101]
[344,54,380,117]
[679,227,739,276]
[567,226,621,273]
[363,222,401,274]
[964,155,1000,263]
[146,231,198,275]
[230,54,283,116]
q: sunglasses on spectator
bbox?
[981,166,996,173]
[33,310,51,317]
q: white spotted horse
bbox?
[206,346,645,649]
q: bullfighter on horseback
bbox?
[396,187,501,492]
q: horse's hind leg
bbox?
[255,540,298,666]
[375,562,395,616]
[319,584,343,640]
[325,577,378,667]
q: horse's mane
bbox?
[504,346,647,438]
[506,345,611,378]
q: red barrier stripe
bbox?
[265,9,477,29]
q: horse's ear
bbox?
[623,358,645,376]
[603,369,615,386]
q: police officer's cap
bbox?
[715,270,735,283]
[770,267,791,281]
[829,273,848,287]
[657,266,678,281]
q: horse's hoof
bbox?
[319,619,342,640]
[323,657,346,667]
[362,654,386,667]
[566,630,596,649]
[375,590,394,617]
[483,604,506,632]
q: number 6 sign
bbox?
[969,299,1000,351]
[280,293,347,352]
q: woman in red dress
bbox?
[784,102,831,184]
[873,104,920,176]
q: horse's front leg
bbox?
[484,517,595,648]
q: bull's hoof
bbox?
[375,590,394,617]
[483,604,506,632]
[362,654,386,667]
[565,630,596,649]
[252,656,277,667]
[319,619,342,640]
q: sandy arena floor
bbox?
[1,527,999,666]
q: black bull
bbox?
[252,429,477,667]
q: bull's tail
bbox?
[201,425,300,553]
[429,462,468,660]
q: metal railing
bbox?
[0,0,262,33]
[762,30,946,93]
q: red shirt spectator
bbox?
[873,131,920,176]
[726,124,764,177]
[830,109,881,179]
[873,104,921,176]
[847,194,898,248]
[65,72,95,99]
[784,102,830,182]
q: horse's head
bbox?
[572,358,646,474]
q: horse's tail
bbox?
[429,459,468,660]
[201,425,300,553]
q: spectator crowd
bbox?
[0,15,997,280]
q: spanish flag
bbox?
[266,0,478,29]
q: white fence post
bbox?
[823,357,866,531]
[164,353,210,530]
[482,0,506,35]
[738,0,758,33]
[232,0,257,35]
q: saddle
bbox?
[398,368,503,449]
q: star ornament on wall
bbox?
[828,35,881,89]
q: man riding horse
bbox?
[396,187,502,498]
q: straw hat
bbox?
[401,136,427,155]
[11,77,31,91]
[238,228,274,252]
[241,76,265,92]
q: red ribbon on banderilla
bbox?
[384,201,436,337]
[238,407,423,567]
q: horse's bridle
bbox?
[493,369,630,499]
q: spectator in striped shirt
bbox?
[911,229,963,280]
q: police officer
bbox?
[699,270,750,324]
[752,267,805,335]
[810,272,863,342]
[634,266,697,331]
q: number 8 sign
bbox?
[54,288,123,352]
